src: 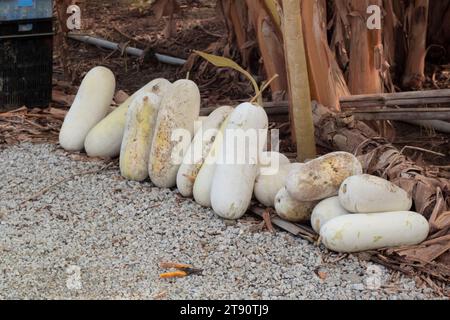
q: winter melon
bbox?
[149,80,201,188]
[119,93,161,181]
[176,106,233,197]
[84,78,171,158]
[59,66,115,151]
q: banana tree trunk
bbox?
[245,0,288,101]
[348,0,383,95]
[402,0,430,89]
[301,0,350,111]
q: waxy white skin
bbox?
[84,78,172,158]
[149,79,201,188]
[275,187,317,223]
[310,196,350,233]
[59,66,116,151]
[338,174,412,213]
[193,116,230,208]
[177,106,233,198]
[254,160,292,208]
[320,211,429,253]
[210,103,269,220]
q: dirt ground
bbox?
[58,0,247,102]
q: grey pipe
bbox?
[68,33,187,66]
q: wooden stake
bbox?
[281,0,316,161]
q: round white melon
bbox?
[275,187,317,223]
[338,174,412,213]
[286,152,362,202]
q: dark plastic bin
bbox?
[0,0,53,22]
[0,18,53,110]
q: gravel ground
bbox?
[0,143,446,300]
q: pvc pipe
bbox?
[68,33,186,66]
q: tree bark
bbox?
[348,0,383,95]
[427,0,450,60]
[301,0,350,111]
[245,0,288,101]
[220,0,288,101]
[402,0,429,89]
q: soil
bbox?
[58,0,228,97]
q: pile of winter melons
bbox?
[59,66,430,254]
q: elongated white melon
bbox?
[275,187,317,223]
[119,93,161,181]
[194,116,208,135]
[286,152,362,202]
[177,106,233,198]
[338,174,412,213]
[84,78,172,158]
[254,161,292,208]
[310,196,350,233]
[320,211,429,253]
[59,66,116,151]
[210,103,269,220]
[193,116,230,208]
[149,79,201,188]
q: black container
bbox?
[0,18,53,111]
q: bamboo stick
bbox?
[281,0,316,161]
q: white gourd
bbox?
[59,66,116,151]
[119,93,161,182]
[338,174,412,213]
[177,106,233,198]
[149,79,201,188]
[193,116,230,208]
[254,159,292,207]
[320,211,429,253]
[84,78,172,158]
[286,152,363,202]
[310,196,350,233]
[210,103,269,220]
[275,187,317,223]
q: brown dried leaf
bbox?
[52,89,75,106]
